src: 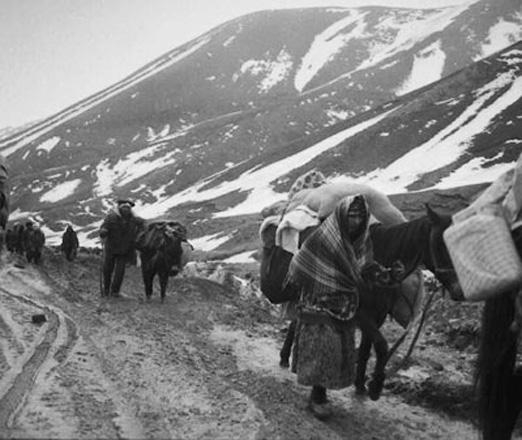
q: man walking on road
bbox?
[99,199,145,297]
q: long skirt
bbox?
[291,317,356,389]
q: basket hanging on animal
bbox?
[444,203,522,301]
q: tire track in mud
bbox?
[0,286,78,431]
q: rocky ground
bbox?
[0,247,518,439]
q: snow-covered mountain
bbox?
[0,0,521,251]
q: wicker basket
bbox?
[443,205,522,301]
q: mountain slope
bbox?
[0,0,521,249]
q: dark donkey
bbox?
[279,205,462,400]
[0,155,9,253]
[136,220,185,302]
[353,205,463,398]
[475,226,522,440]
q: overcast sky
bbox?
[1,0,474,129]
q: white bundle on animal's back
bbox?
[287,181,406,225]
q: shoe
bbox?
[111,292,122,298]
[279,358,290,368]
[307,400,332,420]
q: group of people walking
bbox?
[4,220,81,264]
[5,220,47,264]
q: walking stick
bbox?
[99,238,106,298]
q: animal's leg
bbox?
[279,319,296,368]
[356,311,388,401]
[355,333,372,395]
[159,271,169,303]
[141,265,154,299]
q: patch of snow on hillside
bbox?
[135,108,395,219]
[380,60,399,70]
[40,179,82,203]
[435,155,516,189]
[295,10,368,92]
[359,5,468,72]
[191,232,232,251]
[39,225,62,246]
[223,250,257,263]
[213,109,396,217]
[475,17,522,61]
[237,50,293,92]
[395,40,445,96]
[223,35,236,47]
[95,145,178,193]
[326,108,352,123]
[360,71,522,193]
[8,208,38,222]
[500,48,522,66]
[36,136,61,153]
[95,160,115,197]
[150,123,195,145]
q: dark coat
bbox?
[24,227,45,263]
[99,211,145,256]
[61,227,79,260]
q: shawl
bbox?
[288,195,372,320]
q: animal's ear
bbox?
[425,203,441,224]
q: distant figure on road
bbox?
[23,221,45,264]
[14,222,26,255]
[61,224,79,261]
[99,199,145,298]
[5,227,16,252]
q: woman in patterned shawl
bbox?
[288,194,371,420]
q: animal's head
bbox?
[361,260,405,289]
[425,204,464,300]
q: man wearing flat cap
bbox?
[99,198,145,297]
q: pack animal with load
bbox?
[135,220,192,302]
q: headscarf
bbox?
[288,194,372,320]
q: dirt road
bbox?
[0,250,483,439]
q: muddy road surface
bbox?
[0,250,490,439]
